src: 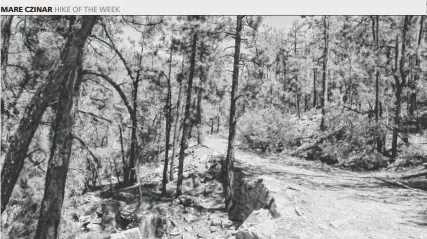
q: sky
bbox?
[262,16,302,31]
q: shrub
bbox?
[238,107,296,152]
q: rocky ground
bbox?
[207,136,427,239]
[74,143,236,239]
[72,135,427,239]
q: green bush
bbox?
[238,107,296,152]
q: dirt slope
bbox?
[205,136,427,239]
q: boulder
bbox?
[184,214,196,223]
[234,209,277,239]
[178,195,195,207]
[320,153,338,165]
[101,201,122,232]
[196,227,211,238]
[110,228,142,239]
[129,212,172,238]
[362,153,387,170]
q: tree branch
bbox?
[90,25,134,80]
[82,70,134,116]
[77,109,113,123]
[72,135,101,166]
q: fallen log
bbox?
[372,175,427,191]
[371,176,412,189]
[403,179,427,190]
[401,171,427,180]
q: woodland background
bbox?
[1,15,426,238]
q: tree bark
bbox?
[313,68,317,107]
[216,116,220,134]
[320,16,329,131]
[224,15,243,211]
[296,82,300,119]
[196,42,206,145]
[392,86,403,160]
[392,16,411,161]
[410,16,425,132]
[119,125,128,184]
[1,16,13,85]
[162,43,174,194]
[34,63,82,239]
[176,32,198,196]
[1,16,97,213]
[170,74,183,181]
[372,16,385,153]
[128,73,140,186]
[1,16,14,151]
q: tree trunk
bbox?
[349,62,352,107]
[1,16,97,213]
[1,16,13,96]
[373,16,384,153]
[296,82,300,119]
[411,16,425,132]
[196,43,205,145]
[304,94,307,111]
[327,69,332,102]
[119,125,128,185]
[127,74,139,186]
[320,16,329,131]
[392,16,411,161]
[313,68,317,107]
[391,86,403,160]
[224,15,243,211]
[176,32,198,196]
[1,16,14,151]
[216,116,220,133]
[170,74,183,181]
[210,118,214,134]
[34,61,82,239]
[162,44,174,194]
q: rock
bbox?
[196,227,211,238]
[85,223,102,232]
[235,209,277,239]
[110,227,142,239]
[101,201,121,232]
[170,228,180,236]
[235,228,258,239]
[306,146,322,161]
[203,188,213,196]
[221,219,233,229]
[240,209,272,229]
[209,226,219,232]
[114,192,135,201]
[172,198,180,206]
[365,153,388,170]
[130,212,170,238]
[320,153,338,165]
[210,218,222,227]
[178,195,195,206]
[154,205,169,216]
[184,214,196,223]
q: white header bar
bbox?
[1,0,426,15]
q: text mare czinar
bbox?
[1,7,52,12]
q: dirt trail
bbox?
[205,136,427,239]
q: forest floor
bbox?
[205,136,427,239]
[75,135,427,239]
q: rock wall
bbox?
[228,167,280,222]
